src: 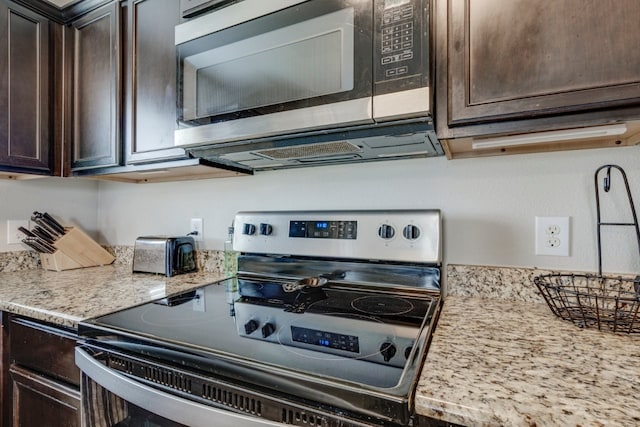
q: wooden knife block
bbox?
[40,227,115,271]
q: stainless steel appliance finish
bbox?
[179,0,241,18]
[77,210,442,426]
[132,236,197,276]
[175,0,441,170]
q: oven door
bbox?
[175,0,373,147]
[76,347,284,427]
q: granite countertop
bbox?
[415,295,640,427]
[3,256,638,425]
[0,264,225,329]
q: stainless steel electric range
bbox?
[76,210,442,427]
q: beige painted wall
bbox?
[95,146,640,275]
[1,146,638,274]
[0,177,99,252]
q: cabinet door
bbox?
[0,0,51,173]
[68,1,121,171]
[1,313,9,427]
[124,0,185,163]
[10,366,80,427]
[438,0,640,131]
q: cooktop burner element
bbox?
[78,209,443,427]
[351,295,414,316]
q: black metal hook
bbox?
[604,165,612,192]
[594,164,640,276]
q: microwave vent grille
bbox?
[255,141,362,160]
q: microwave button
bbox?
[382,47,393,54]
[401,10,413,19]
[383,40,392,47]
[402,42,413,49]
[386,68,397,77]
[382,56,393,65]
[383,33,392,41]
[402,23,413,30]
[383,27,393,35]
[397,66,408,75]
[401,52,413,61]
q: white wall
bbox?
[97,146,640,275]
[0,177,99,252]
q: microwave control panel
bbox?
[374,0,428,93]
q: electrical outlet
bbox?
[6,220,29,245]
[190,218,203,242]
[535,216,570,256]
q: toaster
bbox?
[132,236,197,276]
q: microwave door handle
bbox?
[75,347,284,427]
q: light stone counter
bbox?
[415,295,640,427]
[0,264,225,329]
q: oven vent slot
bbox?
[108,355,135,374]
[201,384,263,416]
[144,366,192,393]
[282,409,323,426]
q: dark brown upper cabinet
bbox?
[435,0,640,158]
[66,1,122,171]
[123,0,186,164]
[0,0,51,176]
[67,0,249,182]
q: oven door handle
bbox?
[75,347,284,427]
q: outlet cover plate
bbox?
[190,218,203,242]
[7,220,29,245]
[535,216,570,256]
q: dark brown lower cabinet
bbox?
[6,316,80,427]
[10,366,80,427]
[1,313,9,427]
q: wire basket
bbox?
[534,273,640,334]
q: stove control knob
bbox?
[403,225,420,240]
[259,223,273,236]
[261,322,276,338]
[378,224,395,240]
[244,319,259,335]
[243,223,256,235]
[379,342,397,362]
[404,346,413,360]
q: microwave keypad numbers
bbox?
[381,0,415,79]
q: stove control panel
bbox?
[233,210,441,264]
[289,220,357,240]
[234,301,418,368]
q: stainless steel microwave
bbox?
[174,0,442,170]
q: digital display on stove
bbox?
[291,326,360,353]
[289,220,357,239]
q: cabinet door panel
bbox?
[11,366,80,427]
[69,2,120,171]
[446,0,640,126]
[0,1,50,172]
[125,0,184,163]
[10,318,80,387]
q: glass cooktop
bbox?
[79,278,439,389]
